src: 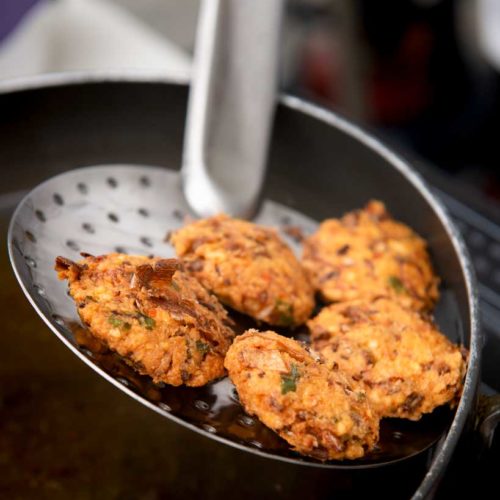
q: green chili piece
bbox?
[281,363,301,394]
[195,340,210,355]
[108,314,123,328]
[275,299,294,327]
[388,276,406,294]
[138,314,156,330]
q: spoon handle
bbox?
[182,0,284,218]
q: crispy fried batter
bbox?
[302,200,439,312]
[225,330,379,460]
[55,253,234,386]
[308,298,467,420]
[170,214,315,326]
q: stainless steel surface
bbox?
[182,0,283,218]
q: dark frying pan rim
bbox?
[2,72,481,494]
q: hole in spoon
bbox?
[108,213,119,223]
[66,240,80,251]
[53,193,64,205]
[80,347,94,359]
[25,230,36,243]
[172,209,184,221]
[52,314,66,327]
[158,402,172,412]
[140,236,153,248]
[25,256,36,268]
[107,177,118,188]
[35,210,46,222]
[237,415,255,427]
[82,223,95,234]
[231,388,240,403]
[194,400,210,412]
[116,377,131,387]
[139,176,151,187]
[77,182,88,194]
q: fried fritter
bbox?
[308,298,467,420]
[55,253,235,386]
[224,330,379,460]
[170,214,315,327]
[302,200,439,312]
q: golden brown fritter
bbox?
[224,330,379,460]
[55,253,235,386]
[308,298,467,420]
[170,214,315,327]
[302,200,439,312]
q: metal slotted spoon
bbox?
[7,0,453,469]
[7,164,452,469]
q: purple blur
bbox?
[0,0,42,42]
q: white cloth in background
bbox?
[478,0,500,71]
[0,0,192,81]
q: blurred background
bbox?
[2,0,500,199]
[1,0,500,498]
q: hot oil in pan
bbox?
[69,309,454,468]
